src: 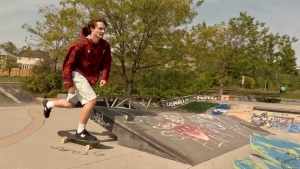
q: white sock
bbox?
[46,101,54,109]
[77,123,86,133]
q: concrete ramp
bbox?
[0,84,37,104]
[91,107,268,166]
[253,106,300,114]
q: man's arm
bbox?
[100,43,112,82]
[62,45,80,89]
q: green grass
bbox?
[278,91,300,100]
[178,101,218,113]
[0,76,22,83]
[207,87,300,100]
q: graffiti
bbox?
[251,111,299,133]
[267,116,294,130]
[194,95,220,100]
[154,114,207,140]
[174,124,209,140]
[249,133,300,169]
[50,146,105,156]
[153,113,184,129]
[90,110,110,128]
[251,112,269,126]
[236,96,254,101]
[159,95,222,108]
[233,158,261,169]
[160,124,210,141]
[152,113,248,150]
[160,98,189,108]
[188,114,250,144]
[285,123,300,133]
[235,133,300,169]
[210,104,231,115]
[220,95,229,100]
[250,111,297,132]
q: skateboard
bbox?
[57,130,101,150]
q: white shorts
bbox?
[66,71,97,105]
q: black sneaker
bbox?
[75,129,97,141]
[43,100,52,118]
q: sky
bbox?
[0,0,299,65]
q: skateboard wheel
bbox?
[61,138,68,144]
[86,145,92,150]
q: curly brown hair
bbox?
[88,18,108,29]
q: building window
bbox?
[22,64,29,69]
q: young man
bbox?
[43,18,112,141]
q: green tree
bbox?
[276,35,298,75]
[22,4,84,73]
[23,0,204,95]
[0,56,20,82]
[0,41,20,82]
[0,41,19,55]
[22,58,64,97]
[187,23,234,95]
[225,12,272,91]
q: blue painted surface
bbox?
[285,123,300,133]
[233,158,261,169]
[261,159,283,169]
[211,104,230,115]
[250,133,300,169]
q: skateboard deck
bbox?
[58,130,100,150]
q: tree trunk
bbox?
[219,56,226,96]
[53,57,58,73]
[264,80,267,91]
[126,71,136,95]
[127,83,132,95]
[8,69,11,82]
[219,75,224,96]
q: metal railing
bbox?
[97,95,158,110]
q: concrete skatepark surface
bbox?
[90,106,271,166]
[1,98,300,169]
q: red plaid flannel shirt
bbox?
[62,29,112,89]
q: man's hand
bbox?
[68,86,76,94]
[100,80,107,87]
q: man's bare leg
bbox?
[43,99,75,118]
[75,98,97,140]
[79,98,97,124]
[53,99,76,108]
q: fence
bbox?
[0,68,31,77]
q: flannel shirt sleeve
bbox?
[100,43,112,81]
[62,45,81,88]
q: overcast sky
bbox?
[1,0,299,65]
